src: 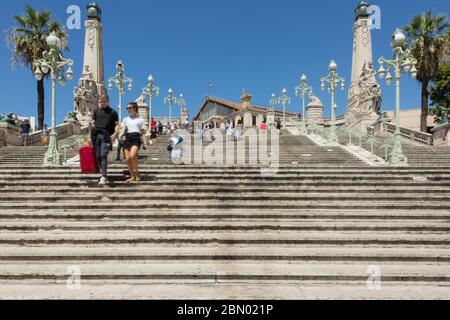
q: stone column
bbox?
[345,1,381,131]
[73,3,106,126]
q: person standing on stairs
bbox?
[276,118,282,135]
[121,102,147,183]
[91,95,120,186]
[19,119,31,146]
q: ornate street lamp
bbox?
[277,88,291,125]
[176,93,186,121]
[377,28,417,166]
[108,60,133,122]
[33,32,74,165]
[321,59,345,145]
[295,74,313,134]
[142,74,160,125]
[164,88,178,121]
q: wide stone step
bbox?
[0,200,448,210]
[1,246,448,262]
[0,263,448,284]
[0,192,448,202]
[1,219,448,232]
[1,208,448,219]
[1,231,449,245]
[1,282,449,299]
[1,186,449,195]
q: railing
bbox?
[341,127,393,162]
[59,136,87,164]
[27,122,83,146]
[373,121,433,145]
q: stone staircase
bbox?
[336,128,450,167]
[0,129,449,299]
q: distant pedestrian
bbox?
[225,120,234,142]
[158,121,163,135]
[276,118,282,134]
[41,124,49,146]
[149,117,158,145]
[121,102,147,183]
[91,95,120,186]
[208,120,215,141]
[235,119,242,141]
[19,120,31,146]
[260,120,267,131]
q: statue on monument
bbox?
[345,1,382,130]
[72,3,106,127]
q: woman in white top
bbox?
[121,102,147,183]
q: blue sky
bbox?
[0,0,449,126]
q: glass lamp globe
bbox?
[34,68,43,81]
[391,28,406,49]
[377,65,386,79]
[46,32,59,48]
[301,74,307,82]
[410,65,418,79]
[385,72,393,86]
[329,60,337,72]
[66,68,74,81]
[40,64,50,74]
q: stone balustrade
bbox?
[370,121,434,145]
[431,122,450,147]
[0,122,83,147]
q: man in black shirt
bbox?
[90,95,120,185]
[19,120,31,146]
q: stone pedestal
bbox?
[266,109,275,127]
[432,122,450,146]
[306,101,324,125]
[243,111,253,128]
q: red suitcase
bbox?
[79,146,99,174]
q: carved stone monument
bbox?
[345,1,381,131]
[73,3,106,126]
[306,89,324,125]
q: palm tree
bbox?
[404,11,449,132]
[6,5,68,130]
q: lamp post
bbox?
[164,88,177,121]
[33,32,74,166]
[377,28,417,166]
[277,88,291,125]
[321,60,345,145]
[176,93,186,122]
[108,60,133,122]
[142,74,160,125]
[295,74,313,134]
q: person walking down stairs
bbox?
[91,95,120,186]
[19,120,31,146]
[121,102,147,183]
